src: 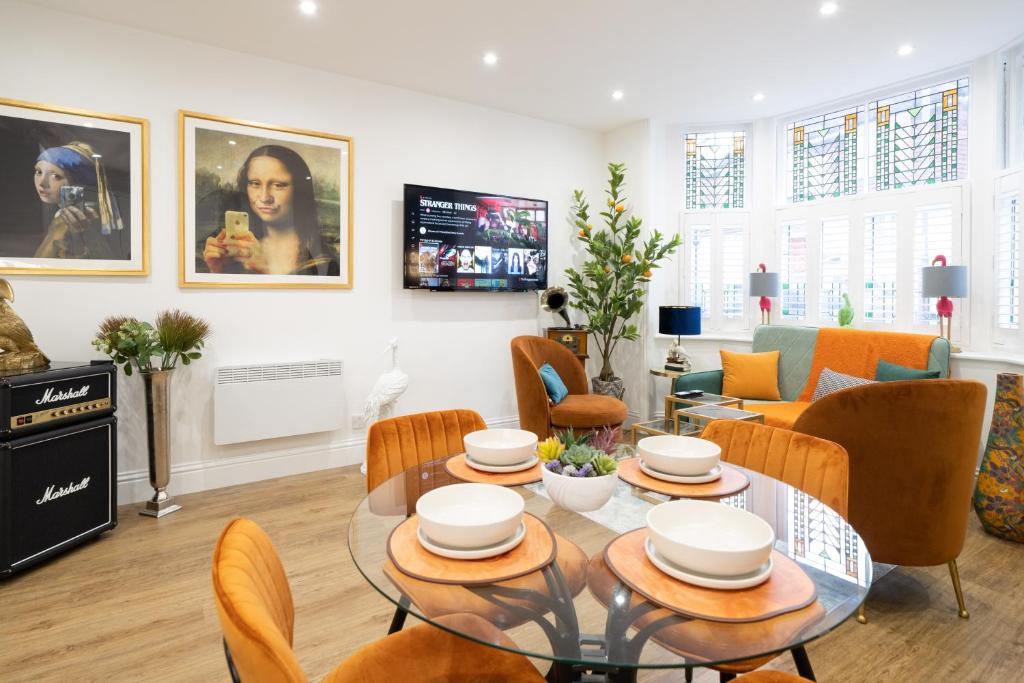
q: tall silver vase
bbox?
[140,369,180,517]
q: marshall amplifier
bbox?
[0,361,116,437]
[0,362,118,577]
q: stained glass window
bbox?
[870,78,969,190]
[685,131,746,209]
[788,488,863,584]
[788,108,860,203]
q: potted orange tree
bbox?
[566,163,681,398]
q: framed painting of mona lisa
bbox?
[0,97,148,275]
[179,110,353,289]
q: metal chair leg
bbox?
[387,595,411,634]
[948,559,969,619]
[791,645,816,681]
[856,602,867,624]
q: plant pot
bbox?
[591,376,625,399]
[541,466,617,512]
[973,372,1024,542]
[140,369,181,518]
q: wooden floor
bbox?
[1,465,1022,683]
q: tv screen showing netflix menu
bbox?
[403,184,548,291]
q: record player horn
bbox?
[541,287,572,327]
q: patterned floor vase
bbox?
[973,373,1024,543]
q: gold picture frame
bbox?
[0,97,149,276]
[178,110,354,289]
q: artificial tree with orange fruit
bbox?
[565,162,681,397]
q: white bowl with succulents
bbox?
[537,429,620,512]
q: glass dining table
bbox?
[347,452,871,682]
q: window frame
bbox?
[994,169,1024,347]
[680,211,750,332]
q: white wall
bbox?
[0,1,605,501]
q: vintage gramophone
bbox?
[541,287,588,365]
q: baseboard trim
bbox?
[119,414,521,503]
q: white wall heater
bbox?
[214,360,344,446]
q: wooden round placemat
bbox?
[388,513,556,585]
[444,453,542,486]
[603,528,816,623]
[617,457,750,499]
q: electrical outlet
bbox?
[351,415,364,430]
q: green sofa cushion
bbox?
[752,326,820,401]
[876,359,942,381]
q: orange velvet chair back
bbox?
[702,420,850,517]
[365,409,487,492]
[212,518,307,683]
[511,336,588,439]
[793,379,987,566]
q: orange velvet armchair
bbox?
[510,335,628,439]
[212,518,546,683]
[793,379,987,621]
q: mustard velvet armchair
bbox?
[212,518,546,683]
[510,335,628,439]
[793,379,987,622]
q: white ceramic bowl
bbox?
[541,466,618,512]
[646,499,775,576]
[464,429,539,466]
[638,435,721,476]
[416,483,524,549]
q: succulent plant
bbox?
[593,453,619,476]
[537,437,566,463]
[589,426,621,455]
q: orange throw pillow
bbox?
[720,350,782,401]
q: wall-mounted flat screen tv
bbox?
[403,184,548,291]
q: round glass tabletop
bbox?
[347,454,870,675]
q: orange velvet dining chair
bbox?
[793,379,988,622]
[212,517,546,683]
[678,420,851,682]
[362,408,589,635]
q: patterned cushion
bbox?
[811,367,876,401]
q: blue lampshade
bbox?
[659,306,702,336]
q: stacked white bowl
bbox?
[637,435,721,476]
[646,499,775,577]
[463,429,538,466]
[416,483,524,549]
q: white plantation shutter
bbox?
[689,225,712,319]
[819,216,850,322]
[779,222,808,321]
[863,212,898,324]
[997,192,1020,330]
[720,226,746,319]
[913,204,955,324]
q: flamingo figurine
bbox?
[931,255,954,339]
[757,263,772,325]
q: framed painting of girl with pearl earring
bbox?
[0,98,148,275]
[179,110,353,289]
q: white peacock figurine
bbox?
[360,338,409,475]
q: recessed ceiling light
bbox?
[752,92,765,102]
[483,52,498,66]
[611,90,624,101]
[299,1,317,16]
[819,2,838,16]
[897,44,914,56]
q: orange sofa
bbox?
[673,325,951,429]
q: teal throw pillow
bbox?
[875,359,941,381]
[539,363,569,405]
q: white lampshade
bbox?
[922,265,969,298]
[748,271,781,297]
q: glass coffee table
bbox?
[663,392,743,426]
[673,404,765,434]
[630,418,701,442]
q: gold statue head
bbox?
[0,279,12,303]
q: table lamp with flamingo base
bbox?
[922,254,968,353]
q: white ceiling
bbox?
[22,0,1024,131]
